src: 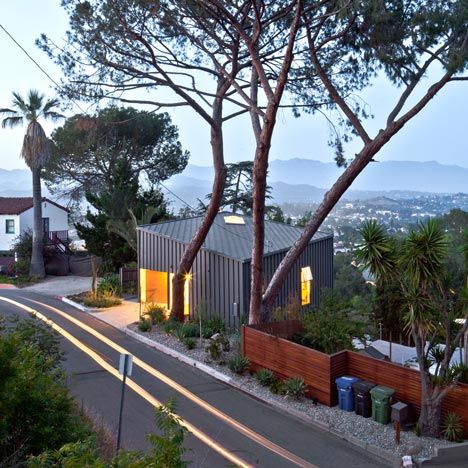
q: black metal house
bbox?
[137,213,333,326]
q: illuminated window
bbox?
[224,215,245,225]
[300,267,313,305]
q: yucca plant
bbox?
[254,368,276,387]
[442,412,464,442]
[282,377,307,400]
[356,219,468,437]
[228,355,250,375]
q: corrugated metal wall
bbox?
[242,235,334,314]
[138,230,333,326]
[138,230,244,327]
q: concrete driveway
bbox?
[22,275,92,297]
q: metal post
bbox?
[116,354,128,453]
[464,329,468,365]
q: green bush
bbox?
[138,318,152,332]
[294,301,365,354]
[451,363,468,384]
[97,273,121,297]
[269,379,285,395]
[282,377,307,399]
[175,322,199,341]
[145,303,167,325]
[254,368,276,387]
[82,294,122,308]
[201,316,225,338]
[28,399,189,467]
[163,318,181,335]
[0,318,91,465]
[205,340,221,360]
[182,337,196,350]
[442,412,464,442]
[228,355,250,374]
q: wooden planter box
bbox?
[242,322,468,431]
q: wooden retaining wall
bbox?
[242,323,468,431]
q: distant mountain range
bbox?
[162,159,467,208]
[1,159,466,210]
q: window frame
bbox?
[5,219,15,234]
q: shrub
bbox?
[0,319,91,465]
[145,303,167,325]
[228,355,250,374]
[175,322,199,341]
[282,377,307,399]
[201,316,225,338]
[451,363,468,384]
[138,318,152,332]
[97,273,121,297]
[269,379,285,395]
[205,340,221,360]
[163,318,181,335]
[442,412,464,442]
[182,337,196,350]
[294,303,365,354]
[82,294,122,308]
[254,368,276,387]
[83,294,122,309]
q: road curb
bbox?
[58,295,403,467]
[59,296,95,313]
[122,326,401,467]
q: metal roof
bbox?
[138,212,332,262]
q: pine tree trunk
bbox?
[170,80,228,321]
[29,167,45,278]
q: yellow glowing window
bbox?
[300,267,313,305]
[224,215,245,225]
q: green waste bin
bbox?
[370,386,395,424]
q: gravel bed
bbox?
[129,322,456,464]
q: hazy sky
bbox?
[1,1,467,172]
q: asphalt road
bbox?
[0,290,385,467]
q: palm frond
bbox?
[401,219,448,289]
[42,98,61,113]
[11,91,28,112]
[1,116,23,129]
[0,107,19,116]
[355,220,396,279]
[26,89,45,113]
[43,111,65,123]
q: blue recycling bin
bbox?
[336,376,360,412]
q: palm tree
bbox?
[356,219,468,437]
[107,206,159,252]
[0,90,64,278]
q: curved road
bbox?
[0,290,385,467]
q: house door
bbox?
[42,217,50,234]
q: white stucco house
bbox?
[0,197,69,252]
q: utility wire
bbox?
[0,22,88,115]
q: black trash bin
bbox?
[352,380,376,418]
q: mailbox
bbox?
[391,402,409,423]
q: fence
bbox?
[120,267,138,294]
[242,321,468,431]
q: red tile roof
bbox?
[0,197,68,215]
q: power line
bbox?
[0,22,88,115]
